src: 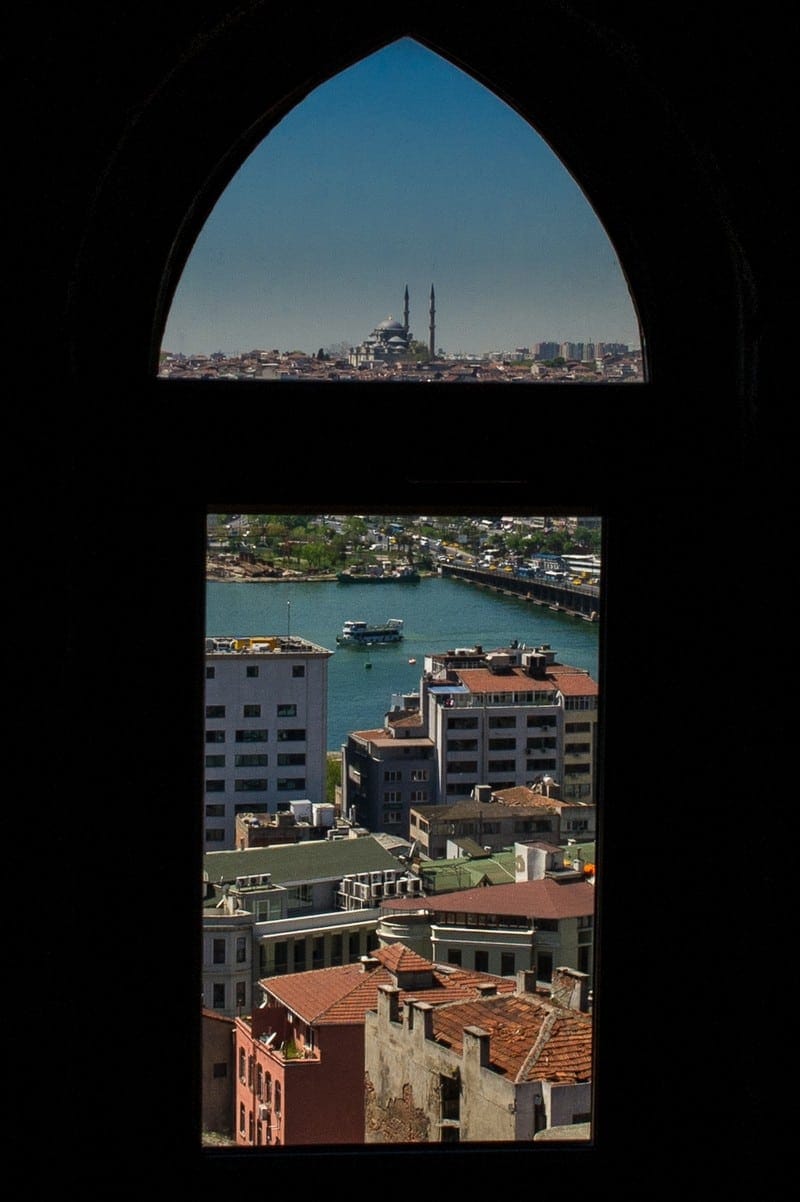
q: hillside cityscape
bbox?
[202,512,601,1149]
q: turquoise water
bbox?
[206,576,600,751]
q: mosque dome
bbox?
[376,317,405,332]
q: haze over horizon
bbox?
[161,38,641,359]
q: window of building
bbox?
[447,948,462,966]
[205,803,225,817]
[277,703,297,717]
[383,790,401,802]
[206,704,225,717]
[243,704,261,717]
[410,768,429,781]
[213,938,226,964]
[409,790,428,802]
[236,981,246,1008]
[246,666,259,678]
[239,1101,245,1135]
[205,779,225,792]
[236,935,247,963]
[205,730,225,744]
[206,829,225,843]
[277,777,305,790]
[292,666,305,678]
[235,778,268,791]
[331,933,343,966]
[488,759,515,772]
[277,752,305,766]
[274,942,288,974]
[384,769,401,782]
[274,1082,281,1115]
[236,729,268,742]
[294,941,306,972]
[277,728,305,741]
[312,936,324,968]
[206,666,215,680]
[205,754,225,767]
[489,716,516,729]
[348,932,360,961]
[501,953,515,975]
[235,753,268,767]
[383,808,402,824]
[488,737,516,750]
[256,897,282,922]
[213,983,225,1008]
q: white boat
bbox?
[336,618,404,645]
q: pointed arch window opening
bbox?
[158,37,645,383]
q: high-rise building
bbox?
[204,634,333,848]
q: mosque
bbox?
[348,285,436,368]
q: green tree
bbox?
[326,755,341,805]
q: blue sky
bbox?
[161,38,641,358]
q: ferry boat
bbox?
[336,618,404,646]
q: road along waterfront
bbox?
[206,575,600,752]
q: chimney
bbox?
[476,982,497,997]
[360,955,380,972]
[550,966,590,1012]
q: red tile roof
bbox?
[431,993,592,1082]
[260,946,517,1026]
[382,877,595,920]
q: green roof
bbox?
[203,835,401,886]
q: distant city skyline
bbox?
[161,38,641,359]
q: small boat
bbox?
[336,618,404,645]
[337,566,420,584]
[408,657,417,665]
[365,660,372,669]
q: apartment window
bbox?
[239,1102,245,1135]
[213,1062,227,1079]
[566,742,591,755]
[235,753,268,767]
[236,729,268,742]
[206,704,225,717]
[447,716,478,730]
[277,728,305,741]
[292,666,305,678]
[236,935,247,963]
[235,778,268,791]
[206,730,225,743]
[383,808,402,823]
[277,703,297,717]
[277,753,305,766]
[501,953,515,975]
[256,897,282,922]
[243,704,261,717]
[447,761,477,774]
[206,666,215,679]
[447,949,462,966]
[206,829,225,843]
[489,716,516,728]
[246,666,259,678]
[488,737,516,750]
[474,950,489,972]
[566,721,591,733]
[213,983,225,1008]
[384,791,401,803]
[294,941,306,972]
[410,768,429,781]
[448,738,478,752]
[384,770,401,782]
[409,790,428,802]
[205,803,225,817]
[275,1082,281,1114]
[312,936,324,968]
[205,778,226,793]
[274,942,288,974]
[236,981,246,1008]
[277,777,305,790]
[331,933,343,966]
[213,938,226,964]
[528,716,555,728]
[205,754,225,767]
[348,932,360,961]
[488,759,515,772]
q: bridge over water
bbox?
[438,563,600,623]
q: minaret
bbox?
[403,285,410,337]
[428,284,436,359]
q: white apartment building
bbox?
[204,634,333,848]
[420,642,598,805]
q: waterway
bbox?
[206,576,600,752]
